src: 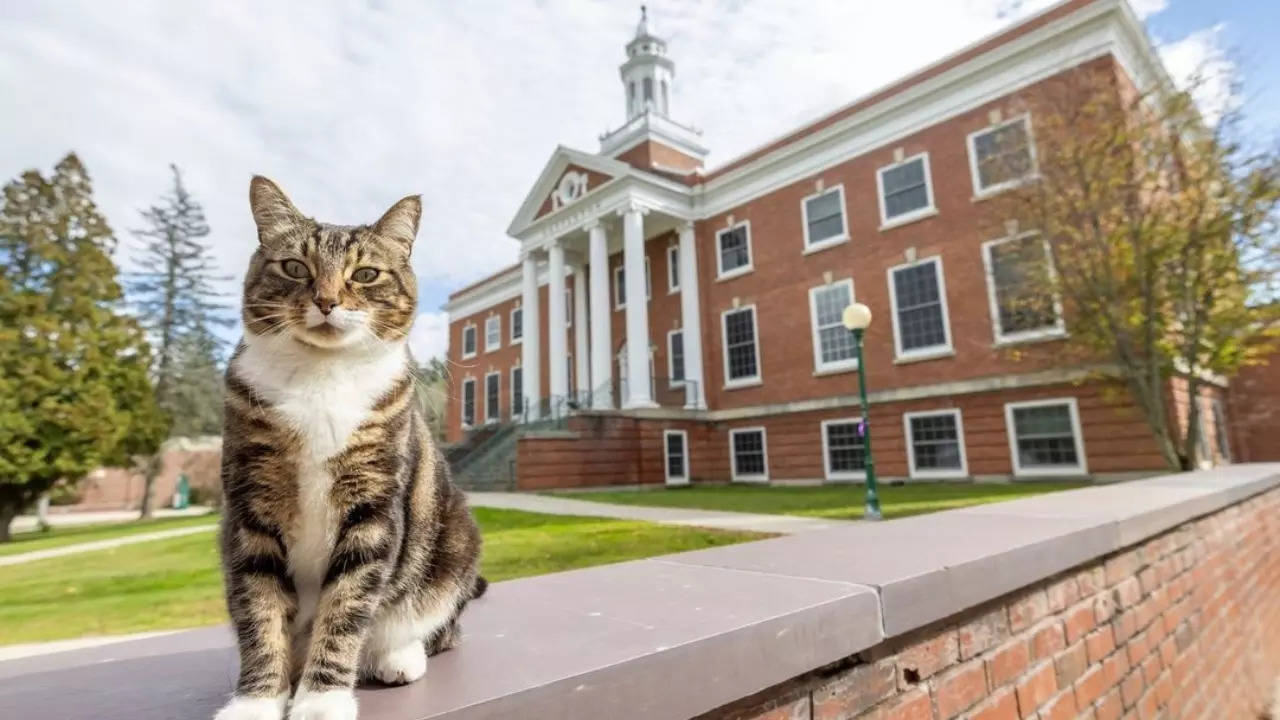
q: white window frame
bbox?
[801,184,849,254]
[461,324,477,360]
[820,417,867,482]
[667,328,685,388]
[667,244,681,293]
[967,113,1038,199]
[613,257,652,310]
[483,371,501,425]
[886,257,955,363]
[663,429,690,485]
[903,409,969,480]
[876,152,937,230]
[1004,397,1088,477]
[510,306,523,345]
[728,427,769,483]
[715,220,753,281]
[510,365,523,420]
[808,279,858,374]
[484,315,501,353]
[720,304,762,389]
[981,231,1066,346]
[460,377,476,429]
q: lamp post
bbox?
[842,302,882,521]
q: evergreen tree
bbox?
[166,327,225,437]
[0,154,167,541]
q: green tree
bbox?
[0,154,167,541]
[165,327,225,438]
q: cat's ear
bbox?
[373,195,422,252]
[249,175,305,244]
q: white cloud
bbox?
[408,310,450,363]
[1157,23,1238,125]
[1127,0,1168,20]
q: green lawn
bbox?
[0,507,764,645]
[558,482,1088,520]
[0,514,219,557]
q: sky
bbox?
[1,0,1273,362]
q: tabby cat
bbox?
[215,177,484,720]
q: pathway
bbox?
[9,506,213,534]
[466,491,854,534]
[0,524,218,567]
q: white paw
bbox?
[287,689,357,720]
[214,693,287,720]
[371,643,427,685]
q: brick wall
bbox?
[1229,353,1280,463]
[70,439,222,511]
[702,487,1280,720]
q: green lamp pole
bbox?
[842,303,882,521]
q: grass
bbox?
[0,514,219,557]
[558,482,1088,521]
[0,507,764,646]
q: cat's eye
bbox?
[351,267,379,283]
[281,260,310,279]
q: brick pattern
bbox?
[703,487,1280,720]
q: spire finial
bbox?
[636,5,651,37]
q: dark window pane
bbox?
[826,422,866,473]
[486,375,500,420]
[725,308,758,380]
[511,368,523,416]
[512,308,523,340]
[719,226,750,272]
[1013,405,1079,467]
[733,431,766,476]
[976,120,1032,188]
[893,263,947,352]
[670,331,685,382]
[813,284,855,365]
[910,414,962,470]
[805,190,845,244]
[666,433,686,478]
[881,158,930,219]
[990,237,1056,335]
[463,327,476,354]
[463,381,475,426]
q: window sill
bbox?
[971,175,1038,203]
[723,378,763,391]
[461,353,477,361]
[731,476,770,484]
[992,329,1067,347]
[1012,466,1089,479]
[715,266,754,283]
[879,207,938,232]
[909,470,969,481]
[510,338,523,346]
[893,348,956,365]
[486,346,501,354]
[802,235,850,256]
[812,363,859,377]
[825,473,867,484]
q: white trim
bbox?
[483,371,501,425]
[484,315,501,353]
[886,256,954,363]
[510,364,523,420]
[663,429,690,485]
[1004,397,1088,477]
[666,244,681,294]
[966,113,1038,199]
[875,151,937,229]
[728,426,769,483]
[808,279,858,374]
[509,306,523,345]
[800,184,849,253]
[902,408,969,480]
[460,377,477,429]
[715,220,754,281]
[666,328,686,388]
[564,287,573,328]
[981,231,1066,345]
[613,257,652,310]
[720,304,762,389]
[820,417,867,483]
[461,324,478,360]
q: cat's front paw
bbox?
[214,693,287,720]
[371,643,427,685]
[288,689,357,720]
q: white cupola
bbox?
[621,6,675,120]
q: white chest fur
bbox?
[234,333,408,631]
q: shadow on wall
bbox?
[61,437,223,512]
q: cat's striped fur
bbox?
[216,177,483,720]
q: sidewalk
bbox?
[0,524,219,567]
[466,491,854,534]
[10,506,213,534]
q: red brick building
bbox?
[443,0,1243,489]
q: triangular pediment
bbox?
[507,146,631,236]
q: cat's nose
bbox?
[314,297,338,315]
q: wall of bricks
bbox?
[70,439,222,511]
[700,487,1280,720]
[1229,353,1280,463]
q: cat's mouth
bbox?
[296,306,366,348]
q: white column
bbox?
[547,240,568,411]
[677,221,706,409]
[573,263,590,401]
[622,204,655,408]
[587,220,613,409]
[520,252,542,420]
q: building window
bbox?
[1004,399,1087,476]
[461,325,477,359]
[510,307,523,344]
[484,372,500,424]
[660,80,669,114]
[643,77,653,103]
[1210,397,1231,463]
[484,315,501,352]
[715,222,753,279]
[511,366,523,420]
[877,153,935,226]
[802,185,848,251]
[968,115,1036,196]
[904,409,967,479]
[667,245,680,293]
[729,427,768,482]
[983,233,1064,344]
[888,258,953,361]
[664,429,688,483]
[821,418,866,481]
[721,305,761,387]
[667,329,685,386]
[613,257,651,309]
[461,378,476,428]
[565,288,573,327]
[566,352,573,393]
[809,280,857,373]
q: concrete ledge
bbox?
[1,464,1276,720]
